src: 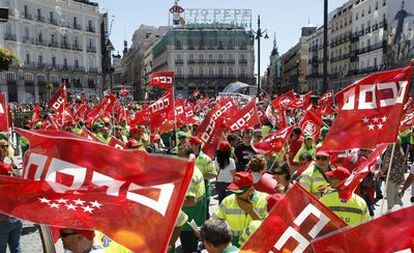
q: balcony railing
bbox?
[49,17,58,25]
[87,46,97,53]
[239,59,248,64]
[4,33,17,41]
[23,13,33,20]
[73,66,85,72]
[72,44,82,51]
[35,39,47,46]
[175,59,183,64]
[88,67,98,73]
[49,41,58,48]
[36,16,45,22]
[197,60,206,64]
[217,60,225,64]
[73,23,82,30]
[187,60,196,64]
[22,36,34,44]
[61,42,71,50]
[86,26,95,33]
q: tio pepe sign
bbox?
[183,9,252,28]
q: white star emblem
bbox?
[377,123,384,129]
[73,199,86,206]
[39,197,50,204]
[368,124,375,130]
[56,198,68,204]
[362,117,369,124]
[49,203,60,209]
[89,201,103,209]
[381,116,388,123]
[372,117,379,123]
[82,206,94,213]
[66,203,77,210]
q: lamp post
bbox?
[252,15,269,97]
[322,0,329,93]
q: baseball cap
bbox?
[126,139,140,149]
[189,136,203,146]
[151,134,161,142]
[218,141,231,152]
[129,127,142,136]
[61,229,95,240]
[326,167,350,180]
[227,172,255,193]
[316,151,330,158]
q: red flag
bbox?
[240,183,346,253]
[75,101,89,121]
[318,90,333,105]
[257,105,270,125]
[336,143,387,201]
[400,110,413,132]
[4,129,193,253]
[86,94,117,123]
[315,98,334,117]
[48,83,67,114]
[0,93,9,132]
[299,110,323,141]
[30,105,42,128]
[225,100,260,132]
[271,90,295,109]
[286,91,312,110]
[130,107,151,127]
[149,71,174,91]
[311,206,414,253]
[175,98,186,127]
[42,115,59,131]
[252,126,294,154]
[80,126,102,142]
[321,67,412,151]
[108,137,127,149]
[149,91,174,131]
[196,97,237,158]
[119,89,129,97]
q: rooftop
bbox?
[73,0,99,7]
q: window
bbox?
[38,31,43,42]
[240,54,246,60]
[24,27,29,39]
[38,54,43,64]
[74,37,78,47]
[63,58,67,67]
[356,12,359,20]
[189,67,194,76]
[24,5,28,16]
[52,56,56,66]
[218,54,224,60]
[188,54,194,60]
[209,67,214,76]
[367,39,371,47]
[228,54,234,61]
[25,53,30,64]
[218,67,224,77]
[74,17,77,25]
[362,10,365,17]
[88,20,92,28]
[208,54,213,61]
[89,39,93,48]
[228,67,233,76]
[240,67,246,77]
[74,59,79,68]
[199,68,204,76]
[176,67,182,76]
[368,5,371,14]
[198,54,204,60]
[37,8,41,18]
[374,58,377,67]
[375,1,379,10]
[383,0,386,6]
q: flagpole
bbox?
[381,143,396,214]
[172,76,178,148]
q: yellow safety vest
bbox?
[212,191,268,247]
[94,231,131,253]
[320,190,370,226]
[299,164,330,198]
[238,220,262,247]
[175,210,188,227]
[185,166,205,201]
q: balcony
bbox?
[36,15,45,23]
[61,42,71,50]
[239,59,248,64]
[227,60,235,64]
[175,59,183,64]
[49,41,58,48]
[23,13,33,20]
[207,60,216,64]
[72,44,82,51]
[73,66,85,73]
[73,23,82,30]
[23,62,36,69]
[62,65,71,71]
[88,67,98,73]
[22,36,34,44]
[87,46,97,53]
[4,33,17,41]
[187,59,196,64]
[49,17,58,25]
[217,59,225,64]
[86,26,95,33]
[35,39,47,46]
[197,60,206,64]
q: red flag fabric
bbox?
[336,143,387,201]
[0,93,9,132]
[240,183,346,253]
[130,107,151,127]
[271,90,295,109]
[315,98,334,117]
[318,90,333,105]
[311,206,414,253]
[48,84,67,114]
[42,115,59,131]
[286,91,312,110]
[86,94,117,124]
[80,126,102,142]
[7,104,12,128]
[299,110,323,141]
[257,106,270,125]
[225,100,260,132]
[55,108,75,128]
[320,67,412,151]
[108,137,127,149]
[400,110,413,132]
[196,97,237,158]
[3,129,193,253]
[75,101,89,121]
[149,91,174,131]
[149,71,174,91]
[119,89,129,97]
[30,105,41,128]
[252,126,294,154]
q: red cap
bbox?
[218,141,231,152]
[326,167,350,180]
[62,229,95,240]
[126,139,140,149]
[316,151,330,158]
[266,193,283,212]
[189,136,202,146]
[227,172,255,192]
[129,127,142,136]
[151,134,161,142]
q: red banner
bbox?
[0,93,8,132]
[149,71,174,91]
[48,83,67,114]
[7,129,194,253]
[108,137,127,149]
[286,91,312,110]
[86,93,117,124]
[240,183,346,253]
[149,91,174,131]
[80,126,102,142]
[252,126,294,154]
[315,98,334,117]
[299,110,323,141]
[321,66,412,151]
[225,100,260,132]
[318,90,333,105]
[272,90,295,109]
[312,206,414,253]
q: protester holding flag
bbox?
[320,167,370,226]
[212,171,268,247]
[299,151,333,198]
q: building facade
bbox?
[0,0,106,103]
[144,25,255,97]
[262,35,281,95]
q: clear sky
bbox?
[95,0,346,75]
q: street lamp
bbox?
[251,15,269,97]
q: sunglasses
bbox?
[60,231,78,239]
[316,156,328,161]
